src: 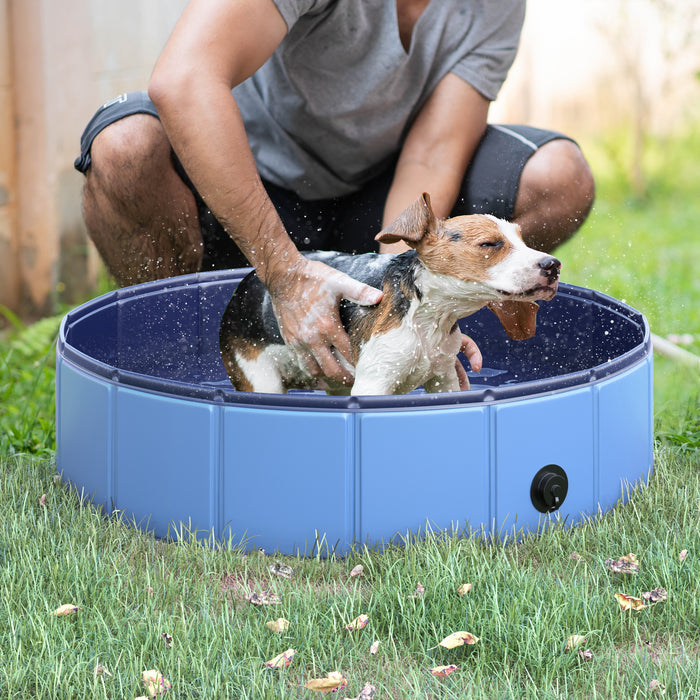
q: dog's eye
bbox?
[479,240,503,249]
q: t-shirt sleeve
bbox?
[450,1,526,101]
[270,0,337,30]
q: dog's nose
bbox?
[538,256,561,281]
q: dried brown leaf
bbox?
[429,664,458,677]
[641,588,667,604]
[615,592,646,611]
[52,604,79,617]
[265,617,290,634]
[605,553,639,574]
[345,614,369,631]
[245,591,280,606]
[411,582,425,598]
[269,563,294,579]
[431,631,479,649]
[304,671,347,693]
[264,648,295,669]
[142,669,171,696]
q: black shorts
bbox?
[75,91,576,271]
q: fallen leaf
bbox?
[642,588,667,604]
[565,635,587,651]
[679,549,688,563]
[649,679,666,694]
[39,493,47,507]
[615,592,646,611]
[269,563,294,579]
[245,591,280,606]
[344,682,376,699]
[411,582,425,598]
[145,585,154,596]
[350,564,364,577]
[142,669,171,696]
[93,663,112,677]
[161,632,173,648]
[605,553,639,574]
[429,664,458,677]
[345,614,369,631]
[266,617,290,634]
[304,671,348,693]
[264,648,295,669]
[456,583,472,597]
[570,551,583,561]
[369,640,380,655]
[431,631,479,649]
[578,649,593,661]
[52,604,79,617]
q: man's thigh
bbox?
[453,124,576,220]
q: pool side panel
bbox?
[356,406,489,546]
[221,407,352,555]
[493,386,595,536]
[114,387,216,539]
[596,356,654,510]
[56,359,112,511]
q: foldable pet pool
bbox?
[56,270,653,554]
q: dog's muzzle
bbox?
[538,256,561,283]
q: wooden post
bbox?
[0,0,19,313]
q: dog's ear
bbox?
[488,300,540,341]
[375,192,439,246]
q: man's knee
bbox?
[87,114,171,188]
[523,139,595,217]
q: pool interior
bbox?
[62,277,647,398]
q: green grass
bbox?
[0,130,699,698]
[558,128,700,429]
[0,448,698,698]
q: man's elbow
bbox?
[148,60,196,114]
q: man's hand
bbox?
[267,258,383,386]
[456,334,483,391]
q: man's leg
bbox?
[512,138,595,253]
[452,124,595,254]
[82,113,204,286]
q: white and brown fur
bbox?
[220,193,560,395]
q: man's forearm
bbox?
[149,78,303,287]
[379,73,490,252]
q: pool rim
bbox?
[57,270,651,412]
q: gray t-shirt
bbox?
[233,0,525,199]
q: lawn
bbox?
[0,132,698,699]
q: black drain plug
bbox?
[530,464,568,513]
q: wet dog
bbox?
[220,193,560,395]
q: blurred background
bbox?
[0,0,699,317]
